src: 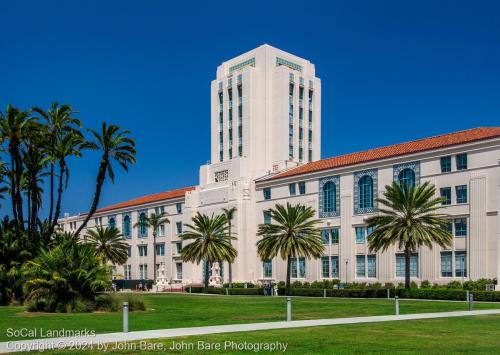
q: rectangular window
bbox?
[456,153,467,170]
[263,188,271,200]
[366,226,375,237]
[158,224,165,236]
[331,256,339,278]
[176,203,183,214]
[321,230,330,245]
[440,251,452,277]
[263,211,271,225]
[396,253,419,277]
[139,264,148,279]
[289,183,296,196]
[176,263,183,279]
[355,227,365,244]
[456,185,467,204]
[356,255,366,277]
[367,255,376,278]
[455,251,467,277]
[138,245,147,257]
[176,242,182,254]
[454,218,467,237]
[176,222,183,234]
[440,156,451,173]
[321,256,330,278]
[291,257,306,278]
[331,228,339,244]
[298,181,306,195]
[156,243,165,256]
[127,246,131,257]
[263,260,272,278]
[124,265,132,280]
[440,187,451,205]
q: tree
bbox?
[84,226,129,266]
[256,203,323,296]
[133,212,170,283]
[366,181,453,289]
[75,123,136,236]
[180,212,237,291]
[222,207,237,288]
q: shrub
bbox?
[384,282,395,289]
[121,294,146,311]
[95,294,121,312]
[420,280,431,288]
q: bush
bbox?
[445,281,463,289]
[189,287,264,296]
[420,280,431,288]
[121,294,146,311]
[95,294,121,312]
[222,282,256,288]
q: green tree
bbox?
[84,226,129,266]
[366,181,453,289]
[75,123,136,236]
[222,207,237,288]
[256,203,323,296]
[180,212,237,291]
[134,212,170,283]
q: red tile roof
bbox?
[265,127,500,181]
[97,186,196,213]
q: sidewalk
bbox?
[1,309,499,353]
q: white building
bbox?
[59,45,500,288]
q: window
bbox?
[356,255,366,277]
[289,183,296,196]
[214,170,228,182]
[322,181,335,213]
[123,214,131,238]
[108,217,116,229]
[398,168,415,190]
[263,188,271,200]
[367,255,376,278]
[156,244,165,256]
[124,265,132,280]
[366,226,375,236]
[321,257,330,278]
[440,187,451,205]
[440,156,451,173]
[396,253,419,277]
[176,203,183,214]
[355,227,365,244]
[138,212,147,237]
[176,242,182,254]
[331,256,339,278]
[263,211,271,225]
[454,218,467,237]
[176,263,183,279]
[456,185,467,204]
[138,245,147,257]
[176,222,183,234]
[298,181,306,195]
[456,153,467,170]
[440,251,452,277]
[155,206,165,215]
[263,260,272,278]
[358,175,374,209]
[139,264,148,279]
[291,257,306,278]
[455,251,467,277]
[321,230,330,244]
[331,228,339,244]
[444,220,453,234]
[158,224,165,236]
[127,246,131,257]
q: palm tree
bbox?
[75,123,136,236]
[366,181,453,289]
[180,212,237,291]
[256,203,323,296]
[84,226,129,265]
[133,212,170,283]
[222,207,237,288]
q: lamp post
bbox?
[344,258,349,284]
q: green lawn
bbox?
[1,293,499,343]
[30,315,500,354]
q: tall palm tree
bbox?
[180,212,237,291]
[134,212,170,283]
[366,181,453,289]
[75,123,136,236]
[84,226,129,265]
[222,207,237,288]
[256,203,323,296]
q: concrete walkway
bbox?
[2,309,500,353]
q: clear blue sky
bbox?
[1,0,499,216]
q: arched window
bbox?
[398,168,415,190]
[123,215,131,237]
[108,217,116,230]
[139,212,147,236]
[359,175,373,209]
[322,181,336,213]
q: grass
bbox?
[26,315,500,354]
[1,293,499,343]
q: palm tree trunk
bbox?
[153,232,157,284]
[228,220,232,288]
[48,160,65,237]
[404,248,411,289]
[48,163,54,224]
[13,145,24,231]
[286,256,292,296]
[9,157,18,234]
[75,155,108,237]
[204,259,210,293]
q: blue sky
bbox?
[1,0,499,216]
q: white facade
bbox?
[59,45,500,288]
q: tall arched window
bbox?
[108,217,116,230]
[359,175,373,209]
[139,212,147,236]
[398,168,415,190]
[123,215,131,237]
[322,181,336,213]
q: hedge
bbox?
[187,287,265,295]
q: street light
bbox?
[344,257,349,283]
